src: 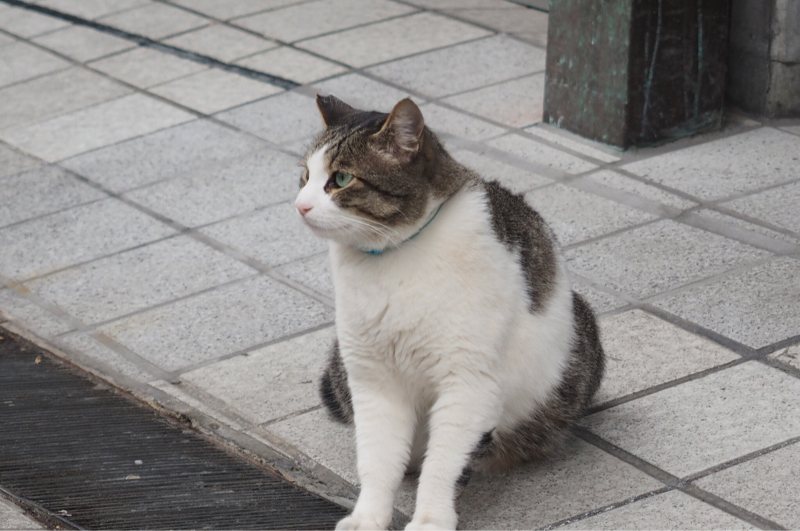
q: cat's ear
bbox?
[316,94,356,128]
[372,98,425,163]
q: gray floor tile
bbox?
[35,0,148,20]
[459,439,663,529]
[583,170,699,211]
[621,127,800,201]
[511,30,548,48]
[721,180,800,235]
[268,408,358,482]
[0,67,131,131]
[61,119,264,193]
[570,281,628,315]
[0,6,71,38]
[150,68,282,114]
[235,0,415,43]
[0,32,14,48]
[98,2,209,39]
[97,275,334,372]
[654,257,800,349]
[564,220,770,300]
[32,24,135,62]
[236,47,347,84]
[216,90,321,147]
[89,46,209,88]
[55,332,157,382]
[526,184,654,247]
[0,93,195,162]
[0,495,44,530]
[770,343,800,371]
[0,198,175,281]
[403,0,505,8]
[164,24,276,62]
[368,35,545,98]
[169,0,305,20]
[453,150,550,193]
[524,124,621,163]
[583,362,800,477]
[26,236,254,324]
[0,288,74,337]
[0,41,70,88]
[0,144,41,180]
[596,310,739,404]
[201,203,328,267]
[488,131,597,174]
[125,148,300,227]
[560,489,753,530]
[419,103,506,141]
[448,4,549,36]
[182,326,335,423]
[313,73,418,113]
[443,73,546,129]
[0,165,105,228]
[274,252,333,299]
[694,441,800,529]
[299,12,490,68]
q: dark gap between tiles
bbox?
[637,304,760,358]
[574,427,783,530]
[0,0,300,89]
[170,320,335,378]
[587,358,750,415]
[757,356,800,381]
[756,334,800,357]
[539,486,673,530]
[683,435,800,484]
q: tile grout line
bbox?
[0,0,300,89]
[0,274,174,382]
[538,487,674,530]
[390,0,547,52]
[587,357,751,415]
[683,435,800,484]
[156,0,501,77]
[170,321,336,378]
[573,427,786,530]
[566,271,761,358]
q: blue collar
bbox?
[363,203,443,256]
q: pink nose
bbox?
[296,203,313,216]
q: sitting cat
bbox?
[295,94,604,531]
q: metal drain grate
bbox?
[0,331,348,530]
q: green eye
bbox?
[334,172,354,188]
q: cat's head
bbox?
[295,95,460,252]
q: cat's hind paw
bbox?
[335,513,387,531]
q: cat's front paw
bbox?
[335,513,387,531]
[404,513,456,531]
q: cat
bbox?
[295,94,605,531]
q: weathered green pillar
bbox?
[543,0,731,148]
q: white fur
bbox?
[297,147,575,531]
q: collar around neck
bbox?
[362,202,443,256]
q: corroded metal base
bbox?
[544,0,730,148]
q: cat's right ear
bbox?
[316,94,356,128]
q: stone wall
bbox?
[728,0,800,116]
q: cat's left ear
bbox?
[317,94,357,128]
[372,98,425,163]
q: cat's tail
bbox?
[320,338,355,424]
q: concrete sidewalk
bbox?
[1,0,799,528]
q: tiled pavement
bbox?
[0,0,799,528]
